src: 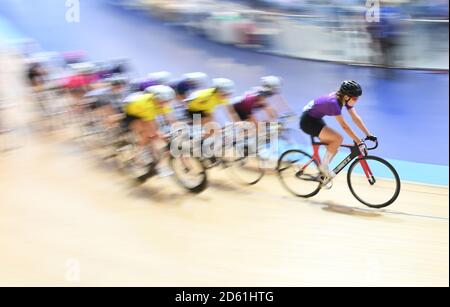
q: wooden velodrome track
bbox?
[0,53,448,287]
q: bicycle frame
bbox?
[302,137,376,184]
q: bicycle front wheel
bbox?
[277,149,322,198]
[170,155,208,194]
[347,156,401,208]
[226,142,266,186]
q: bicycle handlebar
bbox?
[364,138,379,150]
[277,113,297,124]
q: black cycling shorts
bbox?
[186,110,209,123]
[123,114,141,127]
[300,112,326,137]
[233,105,251,121]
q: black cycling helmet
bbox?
[339,80,363,97]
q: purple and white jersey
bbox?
[303,92,353,118]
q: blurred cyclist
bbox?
[170,72,209,101]
[84,75,129,129]
[232,76,287,125]
[185,78,239,126]
[300,80,377,181]
[64,62,100,111]
[169,72,209,121]
[26,61,48,92]
[183,78,240,165]
[122,85,176,176]
[260,75,293,115]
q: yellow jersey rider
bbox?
[123,85,176,176]
[185,78,240,126]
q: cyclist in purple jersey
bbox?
[300,81,377,179]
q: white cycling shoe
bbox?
[319,165,335,190]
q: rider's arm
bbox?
[163,112,176,126]
[145,119,161,139]
[151,121,168,141]
[263,105,278,121]
[256,97,277,121]
[335,115,361,144]
[274,94,293,114]
[348,108,372,137]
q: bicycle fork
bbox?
[358,157,376,185]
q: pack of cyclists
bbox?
[23,52,377,187]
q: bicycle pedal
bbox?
[320,178,334,190]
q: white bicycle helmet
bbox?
[145,85,175,102]
[148,71,172,85]
[261,76,282,93]
[213,78,235,96]
[252,86,273,98]
[183,72,209,85]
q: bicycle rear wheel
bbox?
[347,156,401,208]
[277,149,322,198]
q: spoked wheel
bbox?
[170,155,208,194]
[78,120,106,150]
[224,140,265,185]
[228,154,265,185]
[113,134,156,183]
[97,127,127,160]
[110,130,135,168]
[277,149,322,198]
[347,156,401,208]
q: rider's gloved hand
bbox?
[366,135,378,142]
[358,141,368,156]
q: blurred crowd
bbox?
[245,0,449,19]
[123,0,449,69]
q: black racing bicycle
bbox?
[277,136,401,208]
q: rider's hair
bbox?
[336,91,346,108]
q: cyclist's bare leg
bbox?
[318,126,343,176]
[132,119,158,145]
[130,120,153,159]
[198,114,223,163]
[127,119,161,180]
[201,115,215,138]
[248,115,259,137]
